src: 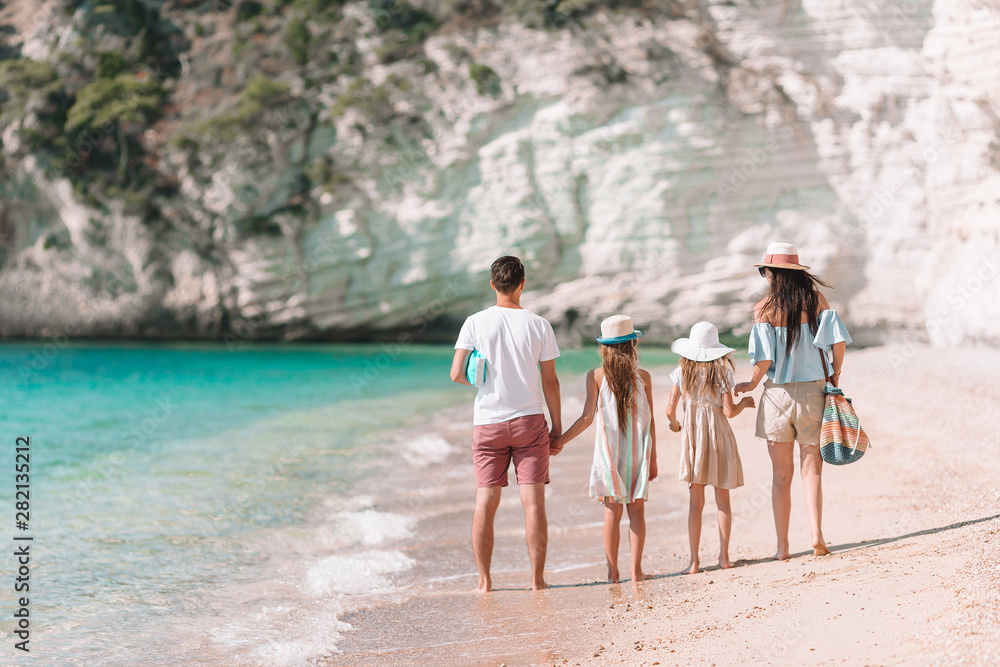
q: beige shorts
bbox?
[756,379,826,445]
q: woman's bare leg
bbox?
[625,499,646,581]
[687,484,705,574]
[799,444,829,555]
[714,487,733,569]
[602,500,624,583]
[768,441,795,560]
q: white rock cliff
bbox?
[0,0,998,346]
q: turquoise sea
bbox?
[0,340,680,665]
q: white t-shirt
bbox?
[455,306,560,426]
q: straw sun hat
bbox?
[753,242,810,270]
[596,315,644,344]
[671,322,735,362]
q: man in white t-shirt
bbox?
[450,256,562,593]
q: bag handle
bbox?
[817,344,834,386]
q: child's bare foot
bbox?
[478,574,492,593]
[685,559,700,575]
[718,556,733,569]
[812,541,831,556]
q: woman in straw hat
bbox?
[734,242,852,559]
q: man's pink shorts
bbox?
[472,414,550,488]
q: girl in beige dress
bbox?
[666,322,755,574]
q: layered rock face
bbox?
[0,0,998,346]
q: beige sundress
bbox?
[669,367,744,489]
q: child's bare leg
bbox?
[799,444,829,555]
[768,441,795,560]
[602,500,624,583]
[687,484,705,574]
[625,499,646,582]
[714,487,733,569]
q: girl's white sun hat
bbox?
[753,241,810,270]
[671,321,735,362]
[596,315,644,344]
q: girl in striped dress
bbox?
[551,315,658,583]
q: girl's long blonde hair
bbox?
[680,353,735,398]
[600,340,639,426]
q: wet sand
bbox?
[327,345,1000,666]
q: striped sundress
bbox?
[589,373,653,504]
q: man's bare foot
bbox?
[531,577,548,591]
[813,541,831,556]
[685,559,699,575]
[718,556,733,569]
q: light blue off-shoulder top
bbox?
[748,309,852,384]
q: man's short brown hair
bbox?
[490,256,525,294]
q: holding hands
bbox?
[549,429,564,456]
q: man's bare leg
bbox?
[473,486,502,592]
[519,482,548,590]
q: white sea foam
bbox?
[402,434,453,466]
[305,550,416,597]
[329,509,416,546]
[320,494,375,511]
[207,599,350,667]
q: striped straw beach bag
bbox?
[817,350,869,465]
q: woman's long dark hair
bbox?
[760,268,832,357]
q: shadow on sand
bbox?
[548,512,1000,588]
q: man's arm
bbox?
[450,348,473,386]
[540,358,561,437]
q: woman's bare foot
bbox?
[607,565,620,584]
[531,577,548,591]
[812,541,831,556]
[685,559,700,575]
[718,556,733,569]
[631,570,646,582]
[478,574,492,593]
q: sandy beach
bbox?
[329,345,1000,666]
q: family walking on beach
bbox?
[450,243,852,591]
